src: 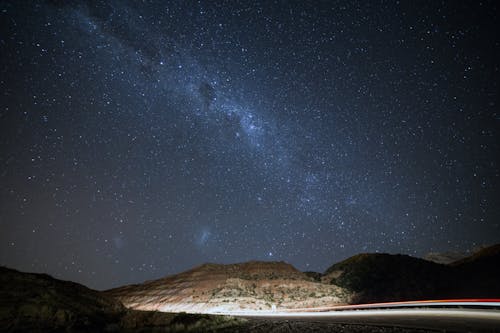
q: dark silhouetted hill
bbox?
[449,244,500,298]
[323,253,451,303]
[0,267,243,332]
[322,244,500,303]
[0,266,124,331]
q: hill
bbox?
[450,243,500,267]
[105,261,350,313]
[3,244,499,331]
[106,246,500,312]
[323,253,451,303]
[0,266,244,332]
[0,266,124,331]
[448,244,500,297]
[322,244,500,303]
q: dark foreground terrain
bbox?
[0,266,243,332]
[221,319,449,333]
[2,244,500,332]
[0,266,473,333]
[239,307,500,333]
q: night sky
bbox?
[1,1,499,290]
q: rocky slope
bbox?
[0,266,124,332]
[4,261,497,333]
[4,244,497,331]
[0,266,244,332]
[105,261,350,313]
[107,244,500,313]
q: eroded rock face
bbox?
[106,244,500,314]
[105,261,351,313]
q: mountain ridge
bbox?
[105,244,500,312]
[2,243,498,331]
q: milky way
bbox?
[0,1,499,289]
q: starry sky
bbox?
[0,1,499,290]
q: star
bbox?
[0,0,498,289]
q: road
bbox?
[236,301,500,332]
[243,309,499,332]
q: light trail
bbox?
[230,307,500,333]
[293,298,500,312]
[207,299,500,315]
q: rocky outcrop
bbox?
[106,261,350,313]
[106,245,500,313]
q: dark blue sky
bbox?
[1,1,498,289]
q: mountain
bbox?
[105,261,350,313]
[323,244,500,303]
[106,245,500,313]
[4,244,499,331]
[423,244,500,265]
[322,253,452,303]
[0,266,243,332]
[450,243,500,267]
